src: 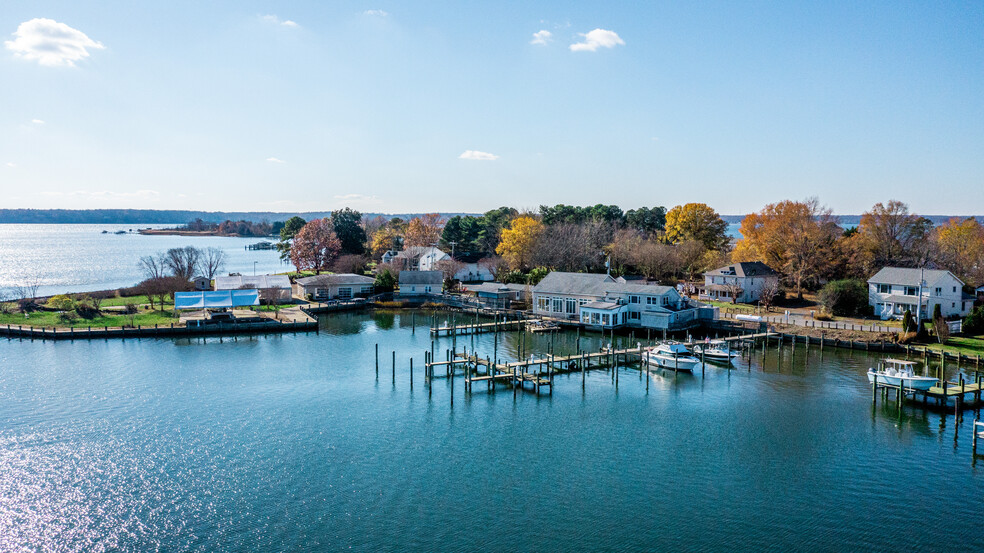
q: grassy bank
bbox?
[0,309,179,329]
[918,335,984,356]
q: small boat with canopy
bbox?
[866,359,936,391]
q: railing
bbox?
[719,310,900,334]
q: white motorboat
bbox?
[692,340,740,362]
[866,359,936,391]
[645,342,700,372]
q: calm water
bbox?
[1,311,982,552]
[0,224,286,297]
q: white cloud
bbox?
[5,162,16,168]
[260,15,298,27]
[530,30,552,46]
[459,150,499,161]
[266,157,286,163]
[31,119,45,125]
[364,9,389,17]
[569,29,624,52]
[5,18,104,67]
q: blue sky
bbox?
[2,1,982,214]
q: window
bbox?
[953,286,958,293]
[361,286,373,295]
[537,297,549,311]
[629,311,640,320]
[661,296,669,306]
[646,297,656,305]
[877,284,891,294]
[552,298,563,312]
[566,298,577,314]
[602,314,610,326]
[338,287,352,299]
[424,286,432,293]
[904,286,917,296]
[629,295,640,304]
[579,298,589,306]
[952,302,956,308]
[934,287,942,296]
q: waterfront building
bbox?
[461,282,529,309]
[531,271,713,330]
[293,274,375,301]
[867,267,974,320]
[398,270,443,295]
[700,262,779,304]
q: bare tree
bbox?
[332,254,370,274]
[759,279,781,312]
[14,271,45,300]
[199,247,227,280]
[165,246,202,280]
[632,241,681,281]
[478,256,507,281]
[723,279,744,304]
[139,253,168,280]
[434,258,466,291]
[0,288,12,314]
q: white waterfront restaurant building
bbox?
[531,272,715,330]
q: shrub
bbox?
[123,303,139,314]
[74,297,101,319]
[814,311,834,321]
[818,279,868,317]
[964,306,984,335]
[57,311,78,324]
[897,331,919,344]
[47,294,76,311]
[375,301,406,308]
[374,269,397,292]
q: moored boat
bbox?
[866,359,936,391]
[692,339,740,362]
[645,342,700,372]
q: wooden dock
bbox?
[872,373,984,413]
[430,318,533,336]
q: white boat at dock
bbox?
[692,340,740,362]
[867,359,937,391]
[645,342,701,372]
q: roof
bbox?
[581,301,622,310]
[464,282,526,295]
[394,246,447,259]
[175,290,259,310]
[611,283,676,296]
[399,270,443,285]
[534,271,676,299]
[214,274,291,290]
[295,273,375,286]
[705,261,778,278]
[533,272,619,297]
[868,267,963,287]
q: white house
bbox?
[398,270,443,295]
[215,274,292,302]
[454,262,495,283]
[531,272,713,330]
[293,274,375,301]
[390,246,449,271]
[701,262,779,304]
[867,267,974,321]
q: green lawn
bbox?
[97,295,174,307]
[919,335,984,356]
[701,300,759,313]
[0,309,178,329]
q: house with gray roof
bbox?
[462,282,529,308]
[532,272,712,330]
[398,270,443,295]
[293,273,375,301]
[701,262,779,304]
[867,267,973,321]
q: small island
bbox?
[138,218,281,237]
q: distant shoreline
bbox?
[137,228,274,238]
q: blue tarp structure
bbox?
[174,290,260,310]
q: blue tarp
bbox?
[174,290,260,310]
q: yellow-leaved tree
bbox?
[496,216,543,270]
[664,203,729,250]
[934,217,984,287]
